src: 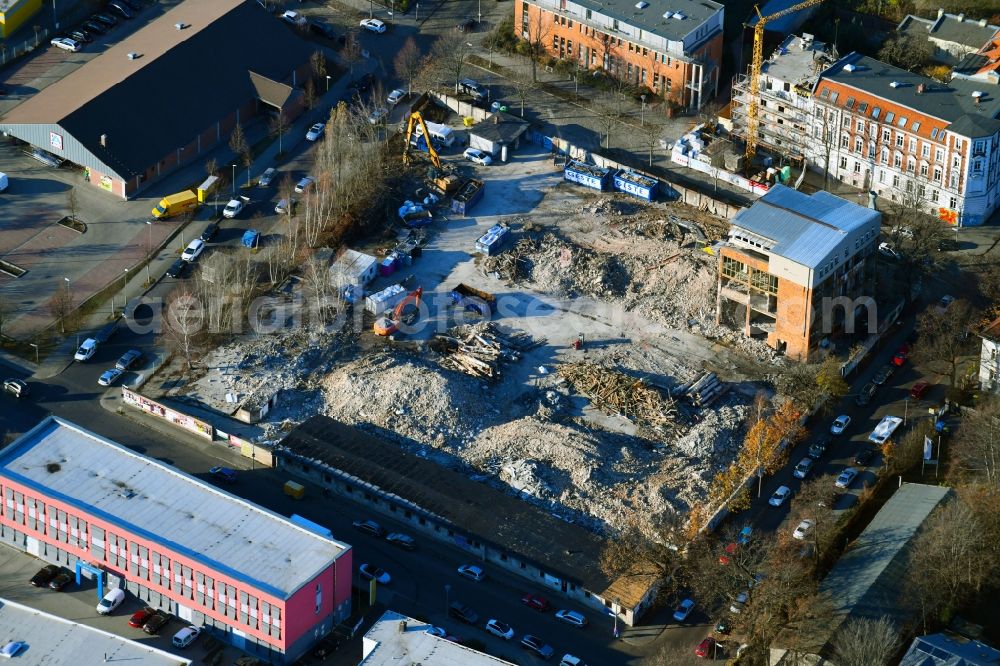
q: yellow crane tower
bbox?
[745,0,824,164]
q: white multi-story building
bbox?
[978,315,1000,393]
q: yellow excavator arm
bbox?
[403,111,442,169]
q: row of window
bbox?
[540,4,678,68]
[1,485,284,640]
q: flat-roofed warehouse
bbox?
[0,0,314,199]
[0,417,353,664]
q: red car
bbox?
[695,636,717,658]
[128,606,156,628]
[521,593,550,611]
[910,381,930,399]
[718,542,737,565]
[892,344,910,366]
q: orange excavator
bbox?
[374,287,423,336]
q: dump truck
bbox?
[151,190,198,219]
[450,283,495,316]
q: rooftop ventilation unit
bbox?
[672,11,685,18]
[843,63,857,72]
[174,22,188,30]
[889,81,901,87]
[635,1,648,8]
[971,90,984,98]
[127,52,139,60]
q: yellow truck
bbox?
[151,190,198,219]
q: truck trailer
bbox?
[151,190,199,219]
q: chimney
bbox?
[100,134,107,147]
[937,7,944,19]
[957,12,964,21]
[397,621,407,633]
[917,83,926,93]
[868,190,878,211]
[979,18,987,26]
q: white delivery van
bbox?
[0,172,8,192]
[415,120,455,147]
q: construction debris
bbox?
[681,371,730,408]
[431,322,543,379]
[557,362,683,436]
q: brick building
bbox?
[0,417,352,664]
[0,0,313,199]
[717,184,881,361]
[514,0,724,110]
[814,53,1000,226]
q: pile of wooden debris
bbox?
[431,323,543,378]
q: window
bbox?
[933,166,942,181]
[879,170,886,183]
[881,147,889,163]
[952,155,961,168]
[854,161,862,173]
[856,119,864,132]
[586,9,591,18]
[893,174,900,187]
[872,107,881,119]
[841,135,849,148]
[845,97,855,109]
[820,89,830,99]
[935,148,944,162]
[898,116,907,127]
[839,156,847,169]
[922,144,930,158]
[831,91,839,103]
[950,174,958,188]
[955,139,963,151]
[858,102,868,113]
[567,40,572,56]
[882,129,890,142]
[931,189,938,202]
[896,134,903,147]
[907,157,915,173]
[868,143,875,158]
[612,18,618,30]
[911,121,920,132]
[885,111,894,123]
[949,196,957,208]
[893,153,902,168]
[931,128,938,139]
[908,138,916,153]
[854,137,863,152]
[920,163,928,177]
[842,116,850,128]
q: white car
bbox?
[368,107,389,125]
[294,176,315,193]
[98,368,124,387]
[485,619,514,640]
[730,591,749,614]
[672,598,694,622]
[464,148,493,166]
[96,588,125,615]
[555,609,588,627]
[792,519,815,540]
[181,239,205,262]
[830,415,851,435]
[360,18,386,33]
[359,563,391,585]
[222,198,244,218]
[792,457,814,480]
[51,37,82,52]
[878,242,900,260]
[281,10,306,25]
[457,564,484,581]
[74,338,98,362]
[172,626,201,649]
[836,467,858,489]
[306,123,325,141]
[275,197,296,215]
[868,415,903,444]
[769,485,791,507]
[387,88,406,105]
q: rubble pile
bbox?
[430,322,543,379]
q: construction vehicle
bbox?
[744,0,823,164]
[374,286,423,336]
[403,112,442,169]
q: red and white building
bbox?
[0,417,352,664]
[515,0,724,109]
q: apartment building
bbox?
[717,184,881,361]
[814,52,1000,226]
[730,33,836,162]
[952,32,1000,85]
[898,8,1000,66]
[0,417,352,664]
[515,0,724,109]
[977,314,1000,394]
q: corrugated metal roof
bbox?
[0,417,346,599]
[362,611,515,665]
[0,598,191,666]
[729,184,880,268]
[900,633,1000,666]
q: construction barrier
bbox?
[121,388,214,440]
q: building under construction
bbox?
[730,33,836,165]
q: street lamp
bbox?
[369,0,373,18]
[478,0,482,24]
[444,584,451,613]
[145,221,153,285]
[325,75,331,93]
[231,163,237,196]
[641,94,647,126]
[121,268,128,317]
[612,597,621,638]
[415,2,419,22]
[29,343,39,365]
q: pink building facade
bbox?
[0,418,351,664]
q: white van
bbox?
[415,120,455,147]
[0,172,7,192]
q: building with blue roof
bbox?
[717,184,881,360]
[0,416,352,664]
[900,632,1000,666]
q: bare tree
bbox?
[951,398,1000,485]
[204,157,218,178]
[303,78,318,112]
[66,187,79,222]
[521,9,552,83]
[594,93,621,150]
[637,120,664,166]
[912,298,976,386]
[429,32,474,93]
[394,37,422,96]
[49,282,73,334]
[0,294,11,341]
[342,32,362,77]
[162,290,204,370]
[831,617,900,666]
[310,49,327,80]
[508,69,535,117]
[270,112,290,156]
[302,254,336,323]
[229,123,249,160]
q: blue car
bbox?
[209,466,237,483]
[737,526,752,546]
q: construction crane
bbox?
[403,112,441,169]
[745,0,824,164]
[374,287,423,336]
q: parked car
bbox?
[486,619,514,640]
[872,364,895,385]
[258,167,277,187]
[387,88,406,106]
[457,564,485,582]
[769,485,791,507]
[910,381,931,399]
[129,606,156,628]
[172,626,201,648]
[856,382,877,406]
[830,415,851,436]
[456,17,476,32]
[521,593,550,611]
[3,379,29,398]
[386,532,417,550]
[729,591,749,614]
[352,519,385,538]
[718,541,737,565]
[181,239,205,262]
[222,198,244,218]
[448,601,478,624]
[714,617,732,634]
[96,588,126,615]
[427,626,447,637]
[305,123,325,141]
[808,437,829,459]
[108,2,132,18]
[737,525,752,546]
[893,343,910,366]
[368,107,389,125]
[114,349,142,372]
[877,242,900,260]
[69,29,93,43]
[792,519,815,540]
[209,466,237,483]
[93,12,118,26]
[792,457,814,479]
[672,598,695,622]
[51,37,83,52]
[142,609,170,633]
[555,610,588,628]
[98,367,124,387]
[695,636,717,658]
[854,447,875,467]
[309,19,337,39]
[274,198,297,215]
[74,338,98,362]
[359,563,391,584]
[281,9,306,25]
[48,569,72,591]
[360,17,386,33]
[200,223,219,242]
[521,634,555,660]
[30,564,60,587]
[166,259,188,278]
[938,294,955,310]
[82,20,106,34]
[464,148,493,166]
[294,176,315,193]
[836,467,859,489]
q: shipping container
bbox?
[613,170,658,201]
[379,253,399,277]
[475,224,509,256]
[450,283,496,316]
[451,179,485,216]
[365,284,407,315]
[564,160,614,191]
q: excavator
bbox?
[403,111,462,195]
[374,287,423,336]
